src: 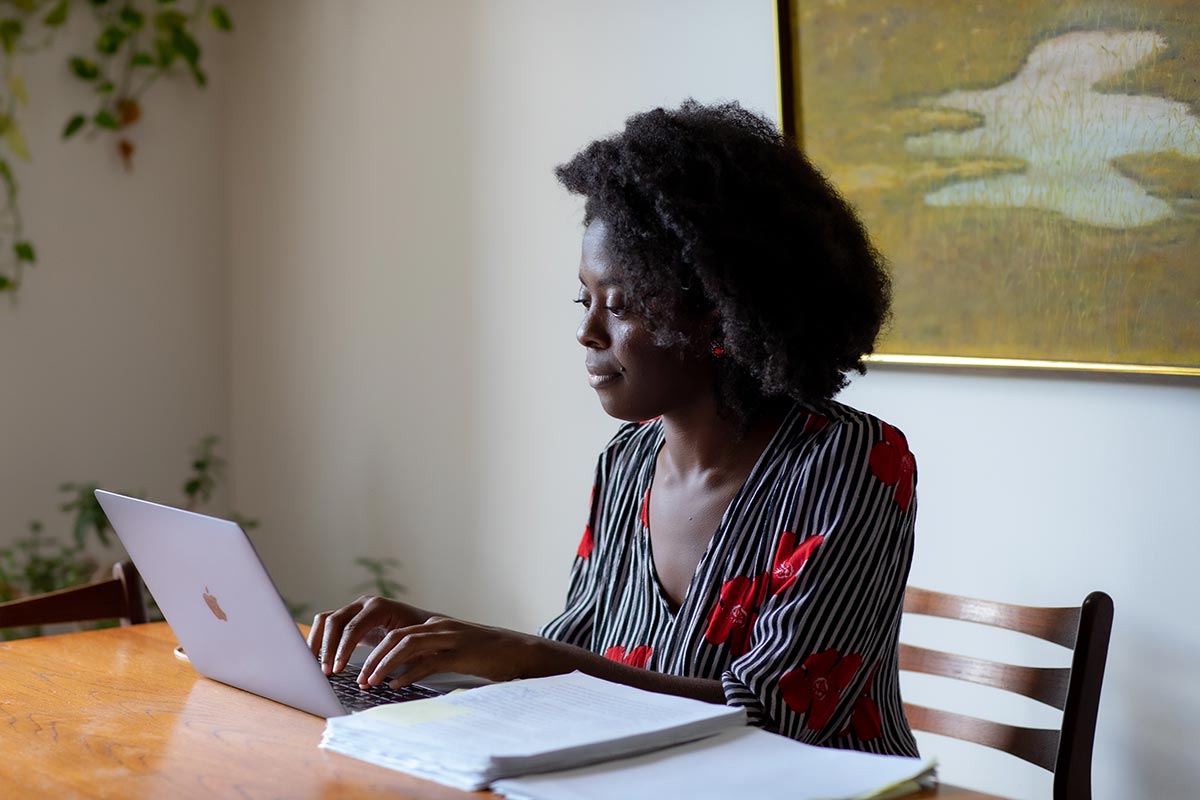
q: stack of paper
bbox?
[492,727,937,800]
[319,671,746,791]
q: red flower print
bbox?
[770,531,824,595]
[779,649,863,731]
[604,645,653,668]
[639,487,651,530]
[704,574,767,657]
[842,663,882,741]
[869,423,915,512]
[577,484,597,559]
[577,524,594,559]
[802,413,829,434]
[847,693,882,741]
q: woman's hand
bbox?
[309,595,726,703]
[355,616,550,689]
[307,595,432,676]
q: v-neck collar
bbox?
[639,403,802,618]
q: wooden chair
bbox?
[0,560,148,630]
[900,587,1113,800]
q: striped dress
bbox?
[540,400,919,756]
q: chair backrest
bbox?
[0,560,148,631]
[900,587,1113,800]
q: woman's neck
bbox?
[657,397,791,482]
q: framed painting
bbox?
[777,0,1200,376]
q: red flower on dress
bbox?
[770,531,825,595]
[803,413,829,434]
[577,484,597,559]
[577,524,594,559]
[639,487,651,530]
[604,645,653,668]
[779,649,863,731]
[842,663,882,741]
[869,423,915,512]
[704,574,767,657]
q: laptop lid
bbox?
[94,490,346,718]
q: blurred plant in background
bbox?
[0,0,232,296]
[0,435,408,639]
[355,557,406,600]
[0,435,253,639]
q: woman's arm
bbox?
[308,596,725,704]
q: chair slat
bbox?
[0,579,126,628]
[0,561,146,631]
[904,586,1081,648]
[899,643,1072,710]
[904,702,1060,771]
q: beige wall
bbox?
[0,16,229,551]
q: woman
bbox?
[308,101,918,756]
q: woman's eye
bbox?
[607,306,626,318]
[573,296,591,309]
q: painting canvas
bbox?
[778,0,1200,374]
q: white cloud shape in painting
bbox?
[906,30,1200,228]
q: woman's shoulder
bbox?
[782,399,915,467]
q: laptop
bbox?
[94,489,445,717]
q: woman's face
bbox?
[575,220,714,422]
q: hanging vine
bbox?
[0,0,231,297]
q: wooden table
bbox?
[0,623,1001,799]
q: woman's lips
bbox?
[587,371,621,388]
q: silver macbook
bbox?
[95,489,444,717]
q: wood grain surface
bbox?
[0,623,1002,799]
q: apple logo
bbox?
[203,586,228,621]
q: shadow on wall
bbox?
[1112,629,1200,800]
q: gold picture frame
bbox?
[776,0,1200,377]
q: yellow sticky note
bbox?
[359,698,470,726]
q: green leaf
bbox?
[0,19,23,55]
[0,275,11,290]
[3,122,30,161]
[171,27,199,64]
[70,57,101,80]
[190,65,207,87]
[119,7,144,30]
[183,478,202,497]
[210,5,233,32]
[94,110,119,130]
[14,242,35,263]
[154,39,175,67]
[96,25,128,55]
[96,80,114,94]
[0,159,14,193]
[43,0,69,27]
[62,114,86,139]
[131,51,154,67]
[155,10,187,32]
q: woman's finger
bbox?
[333,603,384,673]
[359,628,459,687]
[319,600,365,674]
[307,611,330,656]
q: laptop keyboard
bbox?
[328,670,442,712]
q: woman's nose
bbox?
[576,306,608,349]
